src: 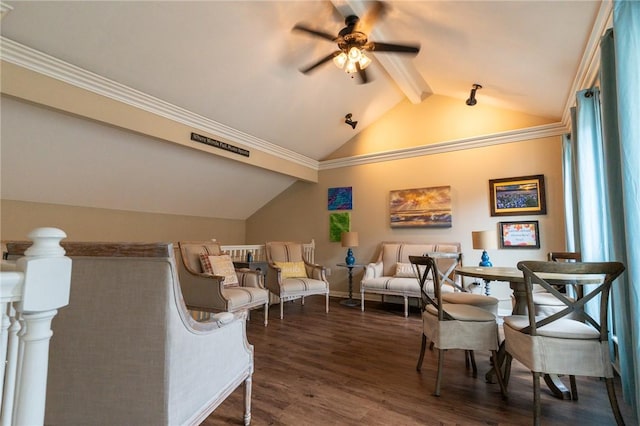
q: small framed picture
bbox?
[499,221,540,249]
[489,174,546,216]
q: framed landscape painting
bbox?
[389,186,452,228]
[489,174,546,216]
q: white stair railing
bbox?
[220,239,316,264]
[0,228,72,426]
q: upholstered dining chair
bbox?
[265,241,330,319]
[533,252,583,318]
[176,240,270,326]
[503,260,626,426]
[410,255,505,397]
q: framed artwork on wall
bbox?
[499,220,540,248]
[389,186,452,228]
[328,187,352,210]
[329,212,350,242]
[489,174,546,216]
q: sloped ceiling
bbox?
[0,1,606,219]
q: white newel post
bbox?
[0,228,71,426]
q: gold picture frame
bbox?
[489,174,546,216]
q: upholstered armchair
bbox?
[177,240,270,326]
[265,241,330,319]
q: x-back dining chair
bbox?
[410,255,505,397]
[502,260,626,426]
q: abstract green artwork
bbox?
[329,212,350,242]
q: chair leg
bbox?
[416,334,427,371]
[325,293,329,313]
[469,350,478,378]
[569,375,578,400]
[301,296,305,306]
[263,302,268,326]
[280,300,284,319]
[503,353,513,387]
[434,349,445,396]
[465,350,471,369]
[361,292,365,312]
[491,350,508,399]
[533,371,542,426]
[605,377,626,426]
[404,296,408,317]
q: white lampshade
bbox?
[472,230,498,250]
[341,231,359,248]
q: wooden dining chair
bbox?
[410,255,505,397]
[502,260,626,426]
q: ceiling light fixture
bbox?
[345,113,358,129]
[466,83,483,106]
[333,47,372,75]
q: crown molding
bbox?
[0,36,319,170]
[2,33,585,174]
[319,122,568,170]
[0,2,13,18]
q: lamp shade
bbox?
[472,230,498,250]
[341,231,359,248]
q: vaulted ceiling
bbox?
[0,1,607,219]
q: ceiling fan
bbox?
[292,1,420,84]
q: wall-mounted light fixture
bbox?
[466,83,482,106]
[345,113,358,129]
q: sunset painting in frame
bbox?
[390,186,452,228]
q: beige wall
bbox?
[326,94,556,159]
[247,136,566,299]
[1,200,244,243]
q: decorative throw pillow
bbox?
[394,262,415,278]
[199,254,239,287]
[395,262,432,279]
[274,261,307,279]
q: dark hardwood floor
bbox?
[204,297,636,425]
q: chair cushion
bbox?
[532,292,574,306]
[280,277,328,295]
[275,261,307,278]
[222,286,269,309]
[361,276,454,295]
[442,293,499,307]
[200,254,239,286]
[503,315,600,339]
[426,303,496,322]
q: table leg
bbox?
[544,374,572,399]
[340,267,360,307]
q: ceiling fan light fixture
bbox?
[358,52,372,69]
[333,52,348,69]
[348,46,362,62]
[345,60,358,74]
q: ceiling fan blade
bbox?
[368,41,420,54]
[300,51,340,74]
[356,0,387,34]
[292,24,336,42]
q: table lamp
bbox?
[472,230,498,267]
[341,231,359,266]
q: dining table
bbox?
[455,265,603,400]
